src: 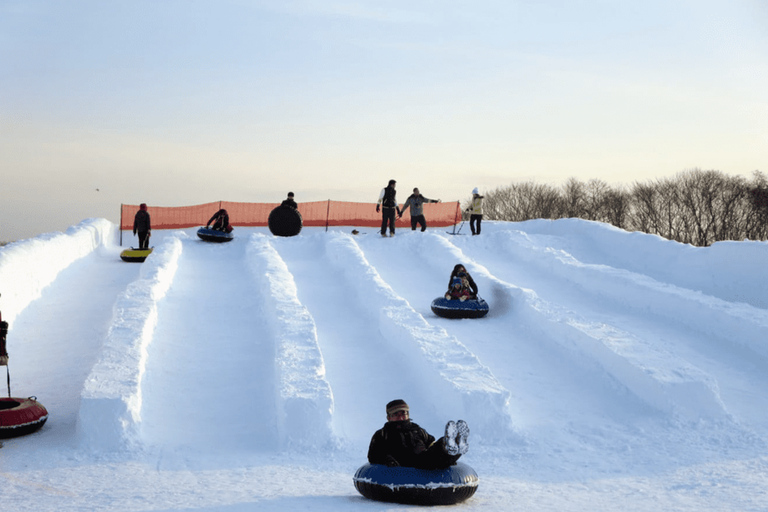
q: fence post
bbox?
[325,199,331,232]
[452,201,461,234]
[119,204,123,246]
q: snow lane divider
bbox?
[246,234,334,449]
[0,219,116,324]
[438,233,730,421]
[78,232,184,452]
[327,232,514,440]
[491,229,768,361]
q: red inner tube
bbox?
[0,397,49,438]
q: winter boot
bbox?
[444,420,459,456]
[456,420,470,455]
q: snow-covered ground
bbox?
[1,218,767,512]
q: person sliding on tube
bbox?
[445,277,470,301]
[447,264,478,299]
[367,399,469,470]
[207,209,231,232]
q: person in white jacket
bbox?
[465,188,484,235]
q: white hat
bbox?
[472,187,479,194]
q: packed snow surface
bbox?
[1,219,767,511]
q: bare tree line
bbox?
[470,169,768,246]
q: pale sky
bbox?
[2,0,767,241]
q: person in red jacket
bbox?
[367,399,469,470]
[445,277,471,301]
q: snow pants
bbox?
[381,207,397,235]
[137,231,150,250]
[470,214,482,235]
[411,215,427,231]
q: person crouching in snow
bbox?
[445,276,471,301]
[367,399,469,470]
[206,208,231,232]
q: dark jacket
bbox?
[379,186,398,209]
[207,209,230,230]
[367,420,435,467]
[133,210,150,235]
[281,198,298,209]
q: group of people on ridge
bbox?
[376,179,483,237]
[376,179,443,236]
[132,183,483,247]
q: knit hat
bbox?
[452,277,463,287]
[472,187,479,194]
[386,399,409,416]
[140,203,147,211]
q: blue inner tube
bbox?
[354,462,478,505]
[197,227,234,243]
[431,297,489,319]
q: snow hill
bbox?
[0,218,766,512]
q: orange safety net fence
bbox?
[120,200,462,231]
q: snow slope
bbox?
[0,219,767,512]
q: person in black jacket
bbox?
[376,179,401,237]
[447,264,478,299]
[207,209,231,232]
[367,399,469,470]
[133,203,151,249]
[281,192,298,209]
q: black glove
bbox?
[376,204,380,213]
[385,456,400,467]
[396,208,401,216]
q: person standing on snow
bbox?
[465,188,484,235]
[376,179,401,237]
[133,203,151,250]
[367,399,470,470]
[399,187,441,232]
[281,192,298,209]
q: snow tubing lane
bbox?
[120,248,153,262]
[431,297,489,319]
[197,227,234,243]
[353,462,479,505]
[0,397,49,439]
[268,206,302,237]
